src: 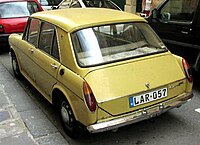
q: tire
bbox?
[59,99,81,138]
[11,52,22,79]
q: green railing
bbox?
[111,0,125,10]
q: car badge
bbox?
[145,83,150,89]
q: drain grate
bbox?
[0,111,10,122]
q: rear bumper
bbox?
[87,92,193,133]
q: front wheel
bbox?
[11,52,22,79]
[59,99,81,138]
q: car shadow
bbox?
[192,69,200,92]
[71,111,190,145]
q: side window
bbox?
[51,34,59,60]
[27,18,40,47]
[27,2,41,14]
[39,22,54,54]
[160,0,198,22]
[38,22,60,60]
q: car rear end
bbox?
[71,19,193,133]
[0,0,43,49]
[84,54,193,133]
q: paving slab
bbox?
[0,62,69,145]
[0,105,37,145]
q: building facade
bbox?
[113,0,163,13]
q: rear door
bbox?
[148,0,199,64]
[33,21,61,101]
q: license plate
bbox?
[129,88,168,107]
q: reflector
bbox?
[83,81,97,112]
[182,58,193,83]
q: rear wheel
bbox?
[11,52,22,79]
[59,98,81,138]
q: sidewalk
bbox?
[0,60,69,145]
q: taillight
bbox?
[83,81,97,112]
[0,25,4,33]
[182,58,193,83]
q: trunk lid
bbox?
[84,53,186,116]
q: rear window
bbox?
[71,22,167,67]
[0,1,41,18]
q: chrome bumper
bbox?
[87,92,193,133]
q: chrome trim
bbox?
[87,92,193,133]
[0,33,10,37]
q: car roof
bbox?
[31,8,147,33]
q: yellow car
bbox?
[9,8,193,138]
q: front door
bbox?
[20,18,41,83]
[148,0,199,65]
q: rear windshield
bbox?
[0,1,41,18]
[71,22,167,67]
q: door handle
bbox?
[181,31,189,34]
[181,28,192,35]
[50,64,58,69]
[28,48,34,53]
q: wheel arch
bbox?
[10,48,20,64]
[10,48,16,57]
[52,86,85,137]
[10,48,23,78]
[51,84,97,126]
[52,86,79,120]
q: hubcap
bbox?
[61,104,70,125]
[12,58,17,72]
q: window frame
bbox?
[159,0,198,23]
[71,22,167,67]
[38,21,60,61]
[23,18,41,47]
[23,18,60,61]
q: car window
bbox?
[27,18,40,47]
[51,34,60,60]
[160,0,198,22]
[38,22,60,60]
[83,0,119,9]
[71,22,167,67]
[39,0,49,6]
[0,1,41,18]
[58,0,120,10]
[70,1,82,7]
[39,22,54,54]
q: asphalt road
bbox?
[0,51,200,145]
